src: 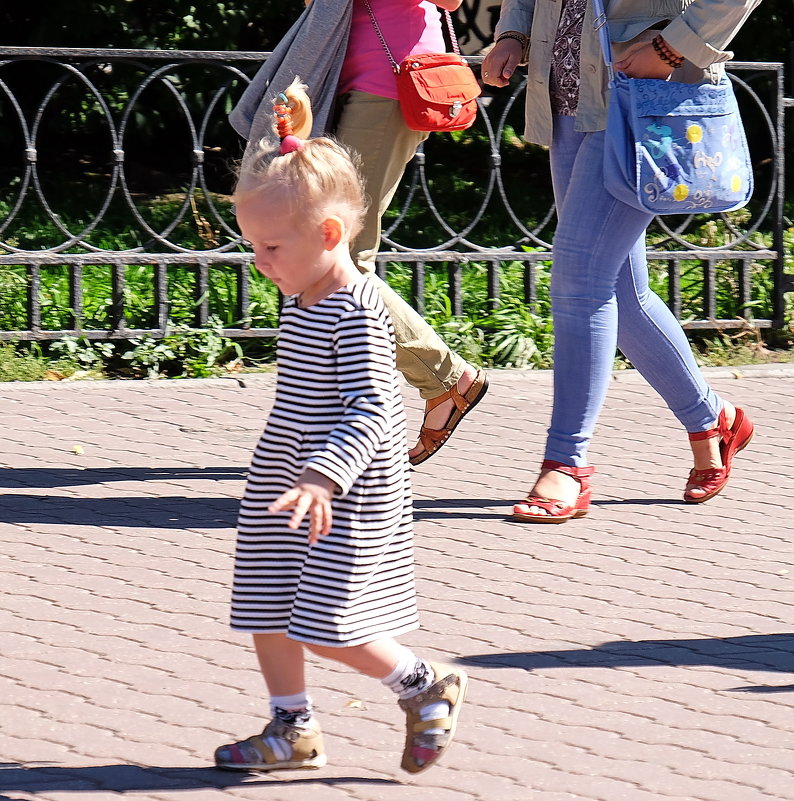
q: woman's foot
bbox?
[513,460,595,523]
[688,402,737,476]
[684,403,754,503]
[408,366,489,466]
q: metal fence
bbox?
[0,46,791,342]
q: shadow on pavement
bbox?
[0,467,246,489]
[0,763,397,793]
[413,497,510,521]
[0,490,518,527]
[411,496,684,520]
[0,495,240,528]
[459,633,794,687]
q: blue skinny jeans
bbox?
[545,115,722,467]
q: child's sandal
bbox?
[398,662,468,774]
[214,718,326,772]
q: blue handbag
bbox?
[593,0,753,215]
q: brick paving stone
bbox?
[2,367,794,801]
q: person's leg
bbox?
[306,637,406,678]
[252,631,306,695]
[306,638,467,774]
[524,118,748,513]
[215,633,326,771]
[545,127,660,465]
[335,91,486,463]
[519,119,657,513]
[334,90,470,398]
[552,128,749,493]
[614,243,722,417]
[614,247,754,498]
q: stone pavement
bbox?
[1,365,793,801]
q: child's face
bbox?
[236,193,331,297]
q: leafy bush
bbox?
[0,342,50,381]
[121,317,243,378]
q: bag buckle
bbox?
[593,12,608,31]
[449,100,462,118]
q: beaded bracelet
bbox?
[652,34,684,69]
[496,31,528,48]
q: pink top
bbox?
[338,0,446,100]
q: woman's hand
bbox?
[615,41,676,80]
[482,38,523,87]
[269,468,336,545]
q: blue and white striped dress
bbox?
[230,280,418,647]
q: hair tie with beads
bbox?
[274,92,305,155]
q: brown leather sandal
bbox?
[409,370,489,466]
[214,718,326,772]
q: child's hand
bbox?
[269,469,336,545]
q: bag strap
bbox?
[591,0,615,87]
[362,0,460,74]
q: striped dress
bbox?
[230,279,418,647]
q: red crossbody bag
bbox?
[362,0,481,132]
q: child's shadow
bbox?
[0,763,397,794]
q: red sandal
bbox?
[684,406,754,503]
[512,460,595,524]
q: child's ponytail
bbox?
[274,80,313,154]
[235,78,367,238]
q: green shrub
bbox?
[0,342,50,381]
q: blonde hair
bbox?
[235,79,368,239]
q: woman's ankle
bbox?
[720,401,735,430]
[689,402,735,471]
[443,364,477,399]
[531,467,580,502]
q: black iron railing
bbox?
[0,47,790,341]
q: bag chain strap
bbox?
[362,0,460,74]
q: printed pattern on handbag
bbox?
[604,72,753,215]
[629,76,753,212]
[592,0,753,216]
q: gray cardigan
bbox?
[229,0,353,147]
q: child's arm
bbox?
[303,306,397,497]
[268,468,337,545]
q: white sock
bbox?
[267,692,314,761]
[381,650,433,698]
[270,691,311,715]
[381,652,448,735]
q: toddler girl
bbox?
[214,80,467,775]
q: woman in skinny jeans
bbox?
[482,0,759,522]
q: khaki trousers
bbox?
[335,91,467,399]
